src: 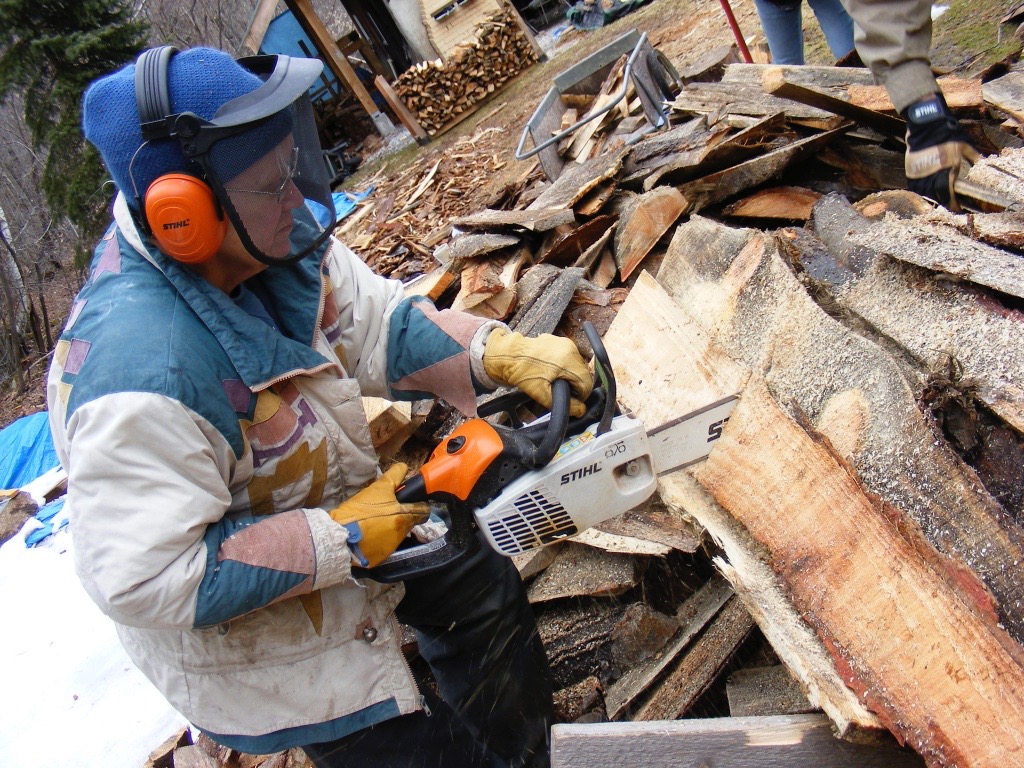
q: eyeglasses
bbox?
[225,146,300,204]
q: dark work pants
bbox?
[303,536,554,768]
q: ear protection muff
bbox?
[144,173,228,264]
[132,46,226,264]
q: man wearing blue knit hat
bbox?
[47,44,595,768]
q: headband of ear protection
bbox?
[133,46,227,265]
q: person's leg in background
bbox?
[807,0,855,59]
[753,0,805,65]
[397,536,555,768]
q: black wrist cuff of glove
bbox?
[902,93,970,150]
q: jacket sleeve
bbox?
[324,238,501,416]
[57,391,350,631]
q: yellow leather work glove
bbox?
[483,328,593,417]
[330,463,430,569]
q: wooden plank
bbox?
[286,0,381,120]
[450,207,576,232]
[845,210,1024,300]
[848,77,984,114]
[656,216,1024,642]
[604,573,734,719]
[727,665,816,717]
[632,597,754,720]
[551,715,925,768]
[670,81,837,122]
[606,273,1024,764]
[761,67,905,135]
[722,63,876,90]
[677,127,849,213]
[373,75,429,144]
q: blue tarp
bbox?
[0,413,58,490]
[333,188,374,222]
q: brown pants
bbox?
[841,0,939,112]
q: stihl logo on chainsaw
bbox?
[707,417,729,443]
[560,462,602,485]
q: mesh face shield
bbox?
[202,90,336,264]
[147,53,337,265]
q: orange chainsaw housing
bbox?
[417,419,506,501]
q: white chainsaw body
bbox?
[474,414,657,556]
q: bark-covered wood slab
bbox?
[604,273,880,737]
[656,217,1024,642]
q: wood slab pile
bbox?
[393,10,540,135]
[188,58,1024,768]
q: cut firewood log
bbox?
[539,215,618,267]
[604,273,882,737]
[362,397,414,459]
[550,714,925,768]
[444,231,520,261]
[641,112,789,190]
[816,142,907,192]
[656,216,1024,642]
[677,127,849,212]
[726,665,817,717]
[606,271,1024,765]
[981,71,1024,125]
[451,245,529,318]
[403,264,458,302]
[721,185,821,221]
[613,186,688,281]
[509,266,585,337]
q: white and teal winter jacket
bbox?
[46,194,500,753]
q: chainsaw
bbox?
[353,321,738,582]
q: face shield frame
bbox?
[135,47,337,266]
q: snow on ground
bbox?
[0,524,186,767]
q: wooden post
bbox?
[285,0,396,136]
[239,0,279,56]
[374,76,430,144]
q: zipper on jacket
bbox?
[390,612,424,714]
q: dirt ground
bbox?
[0,0,1013,430]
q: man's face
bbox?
[222,135,303,261]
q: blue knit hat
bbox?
[83,47,292,210]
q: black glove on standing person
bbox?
[902,92,980,211]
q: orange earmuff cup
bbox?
[144,174,227,264]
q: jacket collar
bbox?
[113,194,339,389]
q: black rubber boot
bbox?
[397,534,554,768]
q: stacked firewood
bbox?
[394,10,539,134]
[154,53,1024,767]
